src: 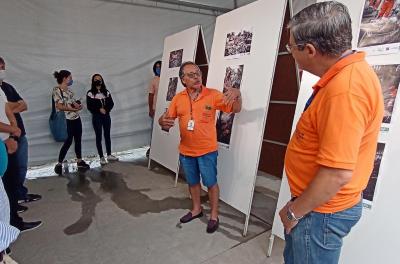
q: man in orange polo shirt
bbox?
[279,2,384,263]
[159,61,242,233]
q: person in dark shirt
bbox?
[0,57,42,232]
[86,74,117,165]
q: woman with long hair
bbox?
[86,74,117,165]
[53,70,90,174]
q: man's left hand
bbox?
[223,87,241,105]
[279,201,298,235]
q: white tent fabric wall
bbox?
[0,0,217,166]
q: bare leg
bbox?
[208,184,219,220]
[189,184,202,214]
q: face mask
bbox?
[94,80,102,86]
[0,70,6,81]
[155,68,161,76]
[67,79,73,86]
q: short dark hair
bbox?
[53,70,71,84]
[0,57,5,65]
[152,60,162,75]
[288,1,352,57]
[178,61,200,87]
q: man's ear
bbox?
[304,43,317,58]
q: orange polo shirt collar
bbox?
[181,86,210,101]
[313,52,366,91]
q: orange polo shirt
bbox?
[285,52,384,213]
[168,86,233,157]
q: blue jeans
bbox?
[284,200,362,264]
[15,135,28,200]
[179,151,218,188]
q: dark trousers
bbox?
[58,118,82,163]
[2,153,23,228]
[92,114,111,158]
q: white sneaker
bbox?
[2,254,18,264]
[100,157,107,165]
[107,155,119,161]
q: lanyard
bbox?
[187,92,193,120]
[303,89,319,112]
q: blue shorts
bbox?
[179,151,218,188]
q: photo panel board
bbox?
[150,25,208,173]
[206,0,287,215]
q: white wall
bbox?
[0,0,219,165]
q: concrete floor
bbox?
[11,156,284,264]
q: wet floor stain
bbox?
[62,165,267,242]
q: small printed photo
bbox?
[371,64,400,123]
[224,29,253,58]
[169,49,183,68]
[216,112,235,146]
[358,0,400,50]
[166,77,178,101]
[223,65,244,90]
[216,65,244,146]
[363,142,386,202]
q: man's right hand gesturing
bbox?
[158,112,175,131]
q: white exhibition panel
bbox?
[271,1,400,263]
[206,0,287,215]
[270,71,319,239]
[150,26,201,172]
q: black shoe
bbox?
[18,193,42,204]
[206,218,219,233]
[17,204,28,214]
[5,247,11,255]
[18,221,42,233]
[54,163,62,175]
[77,160,90,170]
[180,211,204,223]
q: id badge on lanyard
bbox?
[187,94,195,131]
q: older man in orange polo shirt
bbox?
[159,61,242,233]
[279,2,384,264]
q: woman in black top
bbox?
[86,74,117,165]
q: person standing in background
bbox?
[53,70,90,175]
[146,60,161,157]
[86,74,118,165]
[0,57,42,207]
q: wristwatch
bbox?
[287,206,303,222]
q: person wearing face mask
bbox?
[86,74,117,165]
[146,60,161,157]
[53,70,90,175]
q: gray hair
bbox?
[288,1,352,57]
[179,61,201,87]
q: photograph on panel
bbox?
[216,65,244,146]
[363,142,386,206]
[169,49,183,68]
[224,29,253,59]
[358,0,400,54]
[371,64,400,124]
[166,77,178,101]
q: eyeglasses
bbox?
[285,43,306,54]
[184,72,202,79]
